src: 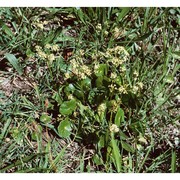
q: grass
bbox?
[0,7,179,173]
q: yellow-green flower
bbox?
[110,124,119,133]
[52,44,59,52]
[47,54,55,63]
[98,103,106,114]
[110,72,117,79]
[96,23,102,31]
[132,86,139,94]
[118,86,128,94]
[137,82,143,89]
[45,44,51,49]
[82,65,91,76]
[35,45,42,52]
[64,72,70,80]
[38,51,47,59]
[36,23,44,30]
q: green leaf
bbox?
[52,92,63,105]
[80,77,91,91]
[121,141,134,153]
[163,75,174,84]
[58,119,72,138]
[95,64,108,77]
[96,76,103,87]
[117,8,131,21]
[5,53,23,75]
[119,130,129,140]
[171,51,180,58]
[2,24,14,37]
[40,113,51,124]
[76,9,86,24]
[31,125,42,140]
[171,150,176,173]
[111,133,122,172]
[93,154,103,166]
[115,107,124,127]
[64,83,76,96]
[59,100,76,115]
[98,135,105,149]
[0,118,12,142]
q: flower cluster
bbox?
[45,44,59,52]
[98,103,106,115]
[32,19,49,30]
[96,23,102,32]
[93,46,129,68]
[132,82,144,94]
[69,59,92,80]
[110,124,119,133]
[35,44,59,63]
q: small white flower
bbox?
[43,21,49,25]
[133,71,139,77]
[45,44,51,49]
[38,51,47,59]
[52,44,59,52]
[110,124,119,133]
[64,72,70,79]
[96,23,102,31]
[118,86,127,94]
[68,94,74,100]
[110,72,117,79]
[137,82,143,89]
[98,103,106,114]
[174,137,179,147]
[47,54,55,63]
[36,23,44,30]
[132,86,139,93]
[121,66,126,72]
[35,45,42,52]
[104,30,109,36]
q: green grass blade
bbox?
[171,150,176,173]
[117,8,131,22]
[0,153,46,172]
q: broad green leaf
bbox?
[115,107,124,127]
[40,113,51,124]
[59,99,76,115]
[64,83,75,96]
[98,135,105,149]
[111,133,122,172]
[121,141,134,153]
[95,64,108,77]
[96,76,103,87]
[5,53,23,75]
[74,89,84,100]
[80,78,91,91]
[58,119,72,138]
[93,154,103,166]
